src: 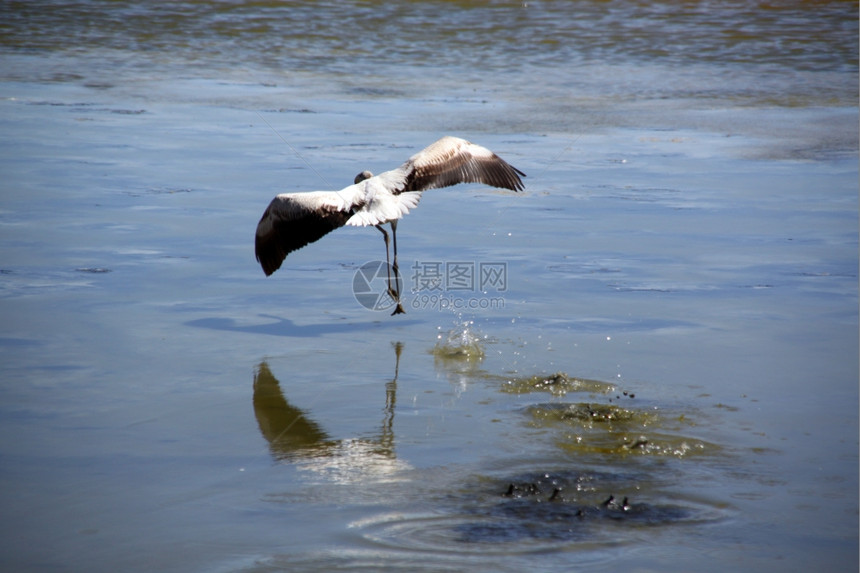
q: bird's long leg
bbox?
[390,220,406,315]
[391,220,400,296]
[376,225,398,303]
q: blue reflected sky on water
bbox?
[0,1,857,571]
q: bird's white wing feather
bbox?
[393,136,526,194]
[344,136,523,227]
[345,172,421,227]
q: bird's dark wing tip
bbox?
[255,235,285,276]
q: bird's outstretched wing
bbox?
[254,191,356,276]
[393,136,526,194]
[254,136,525,277]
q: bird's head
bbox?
[354,170,373,184]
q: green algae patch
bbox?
[500,372,615,397]
[525,402,718,458]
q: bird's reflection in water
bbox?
[252,342,409,483]
[252,362,335,457]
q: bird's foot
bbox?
[391,302,406,316]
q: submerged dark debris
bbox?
[453,470,707,544]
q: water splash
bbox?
[432,319,486,362]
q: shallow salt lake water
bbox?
[1,1,858,572]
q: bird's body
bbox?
[255,136,525,314]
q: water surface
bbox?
[0,1,857,571]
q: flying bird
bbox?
[254,136,525,315]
